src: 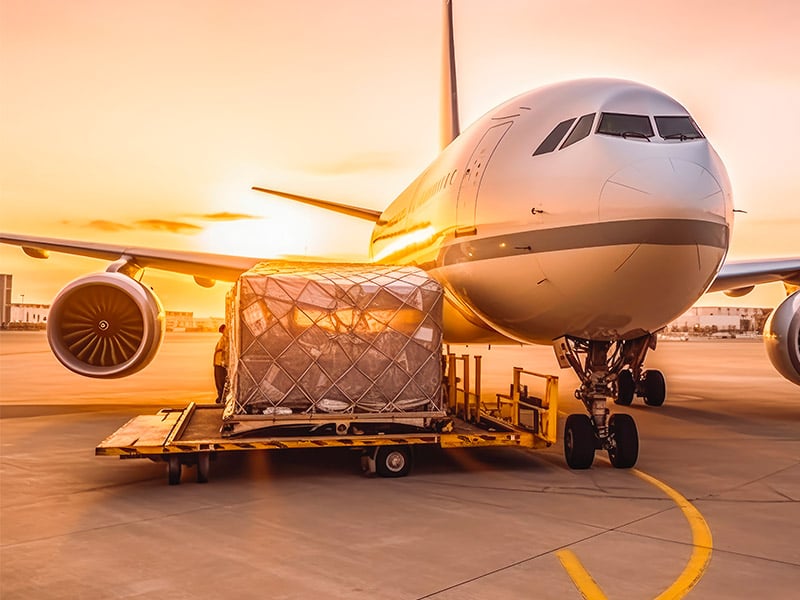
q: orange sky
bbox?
[1,0,799,316]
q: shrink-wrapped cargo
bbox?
[222,262,444,428]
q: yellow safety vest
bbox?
[214,334,228,367]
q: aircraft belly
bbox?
[436,244,726,344]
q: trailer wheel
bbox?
[196,453,210,484]
[375,445,412,478]
[167,455,182,485]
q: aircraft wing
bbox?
[252,187,382,222]
[707,257,800,294]
[0,232,267,282]
[2,185,384,283]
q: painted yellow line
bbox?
[553,457,712,599]
[554,413,711,597]
[632,468,713,600]
[557,549,608,600]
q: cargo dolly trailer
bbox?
[96,356,558,485]
[98,266,558,483]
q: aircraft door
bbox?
[456,121,512,236]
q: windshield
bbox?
[597,113,654,139]
[533,118,576,156]
[655,116,704,140]
[561,113,595,149]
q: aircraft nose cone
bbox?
[600,158,725,221]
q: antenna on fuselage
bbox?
[440,0,460,150]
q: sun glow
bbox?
[196,217,309,259]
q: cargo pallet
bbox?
[96,355,558,485]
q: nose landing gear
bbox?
[554,334,661,469]
[615,367,667,407]
[564,413,595,469]
[642,369,667,406]
[607,413,638,468]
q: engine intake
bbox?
[763,290,800,386]
[47,272,165,378]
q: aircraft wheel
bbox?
[375,446,413,478]
[167,455,182,486]
[643,369,666,406]
[196,453,210,484]
[564,414,595,469]
[608,413,639,468]
[614,369,635,406]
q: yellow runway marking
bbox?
[632,468,713,599]
[555,460,713,599]
[557,549,608,599]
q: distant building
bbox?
[669,306,772,334]
[166,311,194,331]
[193,316,225,332]
[9,303,49,326]
[1,274,11,327]
[1,273,50,329]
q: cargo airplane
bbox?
[2,1,798,470]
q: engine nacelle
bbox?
[47,272,165,378]
[763,290,800,386]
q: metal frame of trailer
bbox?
[95,355,559,485]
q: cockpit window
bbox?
[655,116,704,140]
[597,113,654,139]
[533,118,576,156]
[561,113,595,149]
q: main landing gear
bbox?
[554,334,666,469]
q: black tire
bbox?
[196,453,210,484]
[167,455,182,486]
[614,369,635,406]
[643,369,666,407]
[564,414,595,469]
[608,413,638,468]
[375,446,413,478]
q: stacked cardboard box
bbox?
[222,262,444,422]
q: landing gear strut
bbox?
[554,334,664,469]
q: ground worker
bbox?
[214,324,228,403]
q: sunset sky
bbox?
[2,0,799,317]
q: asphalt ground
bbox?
[1,332,798,599]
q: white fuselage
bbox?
[369,79,733,345]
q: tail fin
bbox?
[440,0,460,150]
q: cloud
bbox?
[83,217,213,234]
[86,220,133,232]
[195,212,262,221]
[134,219,202,234]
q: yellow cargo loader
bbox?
[96,354,558,485]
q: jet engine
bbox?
[763,290,800,386]
[47,272,165,378]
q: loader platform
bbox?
[96,354,558,484]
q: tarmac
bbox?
[1,331,798,599]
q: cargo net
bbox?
[223,263,444,419]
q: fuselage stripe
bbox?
[436,219,728,267]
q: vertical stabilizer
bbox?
[440,0,460,150]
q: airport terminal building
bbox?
[669,306,771,334]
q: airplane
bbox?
[2,1,798,470]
